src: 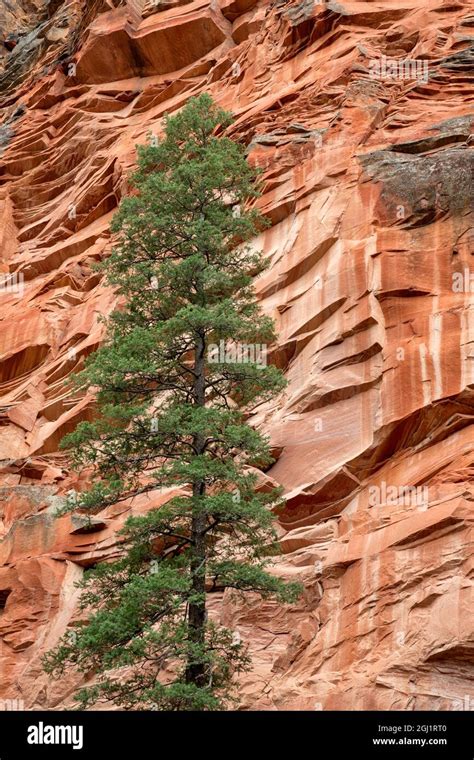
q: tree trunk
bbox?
[185,330,207,688]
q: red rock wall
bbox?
[0,0,472,710]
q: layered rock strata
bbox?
[0,0,472,710]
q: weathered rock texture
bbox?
[0,0,473,710]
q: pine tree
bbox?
[43,94,301,710]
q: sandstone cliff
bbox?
[0,0,472,710]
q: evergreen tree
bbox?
[43,94,301,710]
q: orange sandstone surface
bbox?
[0,0,472,710]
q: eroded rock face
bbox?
[0,0,472,710]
